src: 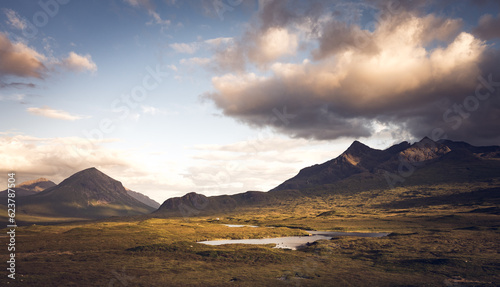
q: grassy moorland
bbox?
[2,181,499,286]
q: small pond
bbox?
[199,227,390,250]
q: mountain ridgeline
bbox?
[126,188,161,209]
[17,168,156,220]
[0,178,56,197]
[5,138,499,223]
[154,137,500,217]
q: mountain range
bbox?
[154,137,500,216]
[3,137,499,222]
[272,137,500,191]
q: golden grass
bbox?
[2,182,499,286]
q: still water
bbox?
[199,228,389,250]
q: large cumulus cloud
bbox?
[205,0,500,145]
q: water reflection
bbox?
[199,230,389,250]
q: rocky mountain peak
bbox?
[398,137,451,163]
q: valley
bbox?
[4,2,500,285]
[2,182,499,286]
[1,138,500,286]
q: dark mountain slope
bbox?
[0,178,56,197]
[272,141,392,191]
[126,188,161,209]
[154,190,276,217]
[439,139,500,158]
[155,138,500,217]
[17,168,155,219]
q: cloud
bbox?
[3,9,27,30]
[140,105,177,116]
[0,33,46,79]
[146,11,171,27]
[0,133,194,202]
[124,0,153,9]
[248,27,298,64]
[212,43,246,72]
[204,2,500,145]
[473,13,500,40]
[61,52,97,73]
[170,37,234,54]
[27,106,86,121]
[170,42,199,54]
[0,94,26,103]
[124,0,171,28]
[311,20,379,60]
[180,57,211,66]
[0,33,97,81]
[204,37,233,47]
[0,134,132,189]
[141,105,161,115]
[187,134,341,195]
[0,81,36,89]
[0,94,26,104]
[208,0,323,72]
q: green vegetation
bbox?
[2,182,499,286]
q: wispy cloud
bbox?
[0,94,25,102]
[0,132,196,202]
[170,37,233,54]
[0,133,130,188]
[169,42,199,54]
[27,106,87,121]
[0,82,36,89]
[146,11,171,27]
[187,135,341,195]
[180,57,211,66]
[123,0,153,9]
[3,9,27,30]
[141,105,178,116]
[141,105,162,115]
[204,37,233,46]
[61,52,97,73]
[124,0,171,29]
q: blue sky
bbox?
[1,0,500,203]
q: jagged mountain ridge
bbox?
[155,137,500,217]
[272,137,499,192]
[272,140,393,191]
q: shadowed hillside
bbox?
[0,178,56,197]
[154,138,500,217]
[126,188,161,209]
[13,168,155,222]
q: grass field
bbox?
[1,182,499,286]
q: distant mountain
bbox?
[272,140,392,191]
[155,138,500,217]
[272,137,500,192]
[154,190,276,217]
[16,168,155,220]
[0,178,56,197]
[126,188,161,209]
[438,139,500,158]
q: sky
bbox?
[1,0,500,203]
